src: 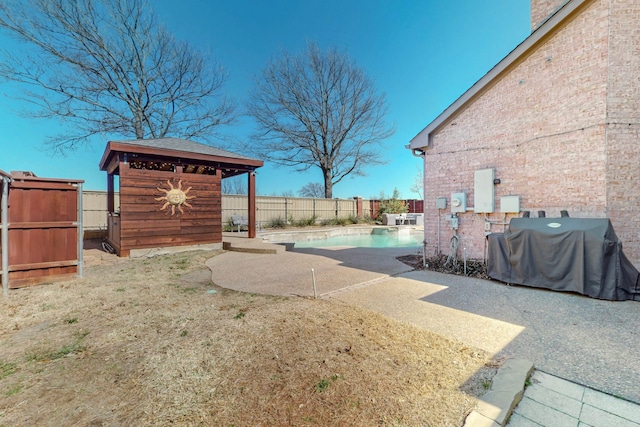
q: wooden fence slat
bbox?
[9,260,79,272]
[9,222,77,229]
[9,181,78,190]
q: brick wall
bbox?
[531,0,570,30]
[422,0,635,261]
[604,0,640,259]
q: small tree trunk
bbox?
[134,111,144,139]
[323,169,333,198]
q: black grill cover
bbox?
[487,218,640,301]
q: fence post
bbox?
[285,198,289,223]
[1,175,10,297]
[77,182,84,279]
[354,197,362,218]
[248,172,257,238]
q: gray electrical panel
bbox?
[474,168,495,213]
[500,195,520,213]
[435,197,447,210]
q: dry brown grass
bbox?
[0,247,496,426]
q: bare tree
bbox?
[222,176,247,195]
[410,166,424,199]
[298,182,325,198]
[247,42,394,198]
[0,0,234,153]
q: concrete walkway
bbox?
[508,371,640,427]
[331,269,640,403]
[209,236,640,425]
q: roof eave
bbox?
[99,141,264,172]
[408,0,592,151]
[98,141,115,170]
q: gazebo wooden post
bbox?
[106,173,115,213]
[248,171,257,238]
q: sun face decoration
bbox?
[155,179,195,215]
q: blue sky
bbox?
[0,0,530,199]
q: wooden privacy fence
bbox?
[221,195,424,225]
[222,195,361,225]
[83,190,120,234]
[81,192,424,230]
[0,171,84,293]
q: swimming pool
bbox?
[263,227,424,249]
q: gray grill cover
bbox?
[488,218,640,301]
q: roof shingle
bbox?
[110,138,259,162]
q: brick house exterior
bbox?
[409,0,640,265]
[531,0,571,29]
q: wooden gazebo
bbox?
[99,138,263,257]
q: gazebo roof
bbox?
[99,138,264,177]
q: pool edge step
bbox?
[223,241,292,254]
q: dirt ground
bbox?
[0,243,497,426]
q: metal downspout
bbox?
[2,176,10,297]
[410,148,427,266]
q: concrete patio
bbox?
[210,235,640,426]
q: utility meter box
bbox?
[450,192,467,213]
[500,195,520,213]
[435,197,447,210]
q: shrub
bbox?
[320,217,355,226]
[265,217,287,229]
[347,214,364,224]
[292,216,317,227]
[223,217,235,232]
[335,217,350,226]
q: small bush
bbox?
[265,217,287,229]
[292,216,317,227]
[335,217,350,226]
[318,216,363,226]
[222,219,234,232]
[319,217,349,226]
[362,215,375,223]
[346,214,365,224]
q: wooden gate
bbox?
[0,171,83,291]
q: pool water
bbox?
[293,232,424,248]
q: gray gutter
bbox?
[409,0,592,151]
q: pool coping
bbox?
[258,225,423,244]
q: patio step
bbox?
[222,239,292,254]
